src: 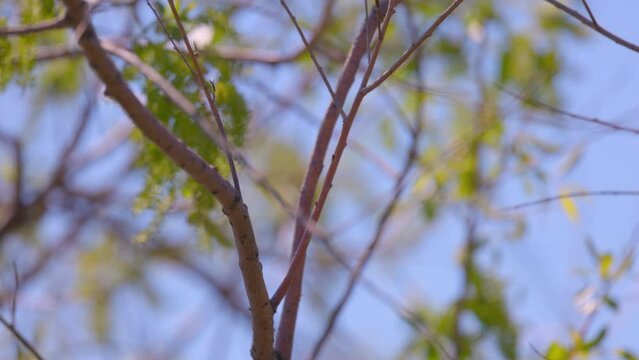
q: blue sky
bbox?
[2,1,639,359]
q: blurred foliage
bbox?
[0,0,637,359]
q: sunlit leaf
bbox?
[559,192,579,222]
[599,253,613,279]
[546,342,570,359]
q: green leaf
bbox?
[619,349,639,360]
[40,57,84,96]
[583,327,607,351]
[546,342,570,360]
[379,118,395,149]
[599,253,613,279]
[214,80,250,146]
[603,295,619,311]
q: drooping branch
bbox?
[211,0,336,65]
[60,1,273,359]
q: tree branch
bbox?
[273,2,400,358]
[579,0,598,27]
[0,316,44,360]
[279,0,348,122]
[210,0,336,65]
[498,85,639,135]
[500,190,639,211]
[543,0,639,54]
[60,1,273,358]
[164,0,243,198]
[0,15,68,36]
[310,97,421,360]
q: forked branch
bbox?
[544,0,639,53]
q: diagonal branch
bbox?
[164,0,242,198]
[0,316,44,360]
[579,0,598,27]
[543,0,639,54]
[279,0,348,122]
[60,1,272,359]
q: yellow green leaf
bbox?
[559,192,579,221]
[599,253,613,279]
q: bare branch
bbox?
[273,4,398,328]
[61,1,273,358]
[210,0,335,64]
[579,0,598,27]
[498,85,639,135]
[500,190,639,211]
[543,0,639,54]
[0,316,44,360]
[274,2,400,358]
[310,79,422,360]
[164,0,243,198]
[279,0,349,122]
[101,40,197,115]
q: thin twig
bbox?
[498,85,639,135]
[211,0,336,64]
[279,0,349,122]
[543,0,639,54]
[11,262,18,325]
[145,1,196,75]
[274,0,462,319]
[500,190,639,211]
[247,78,399,178]
[310,23,429,353]
[274,3,397,357]
[165,0,243,198]
[0,316,44,360]
[273,4,399,358]
[310,94,423,360]
[273,0,398,310]
[579,0,598,27]
[364,0,371,63]
[317,237,454,359]
[101,40,197,115]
